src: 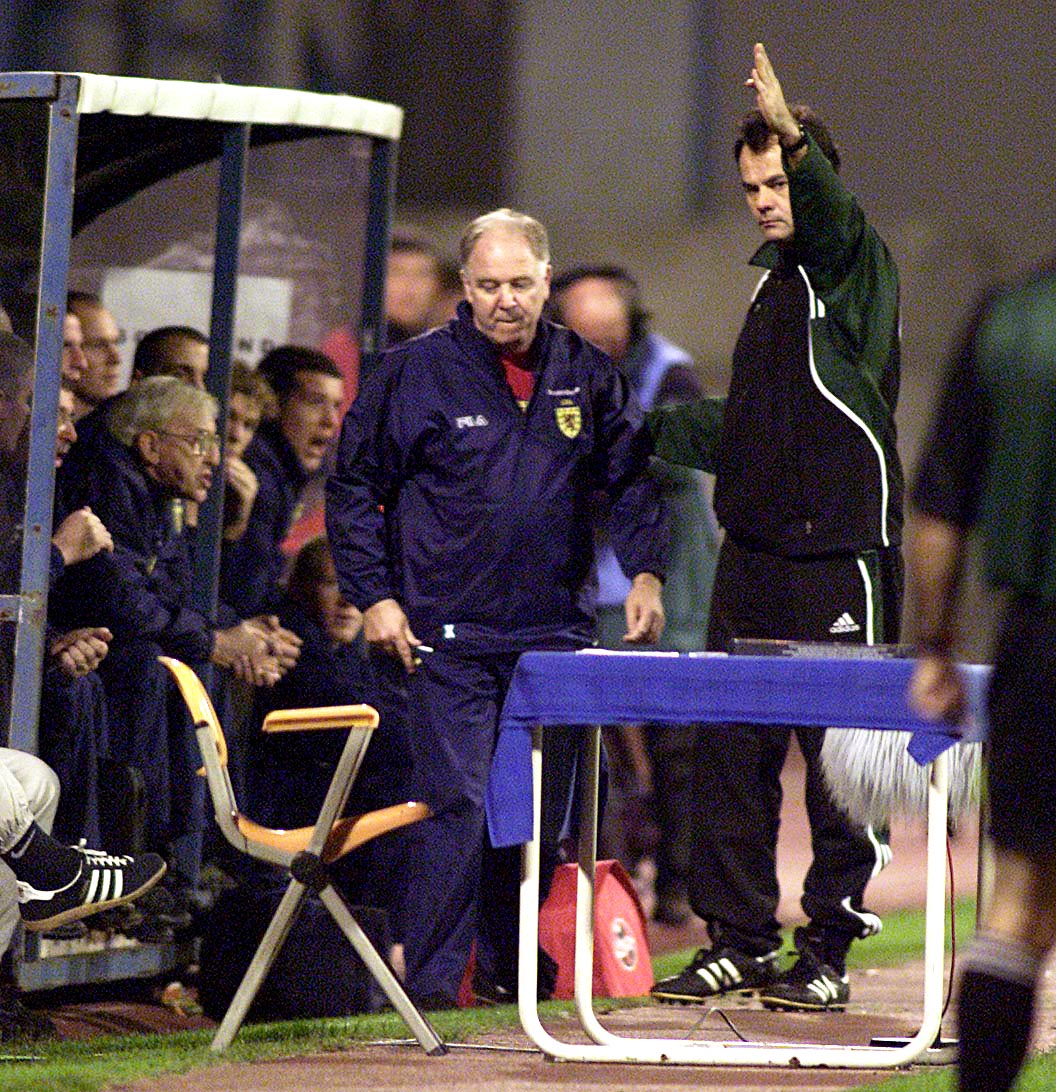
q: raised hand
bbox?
[745,42,799,143]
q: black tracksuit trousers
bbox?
[689,536,903,965]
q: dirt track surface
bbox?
[113,966,935,1092]
[111,952,1056,1092]
[91,746,1000,1092]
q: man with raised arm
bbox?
[649,43,904,1012]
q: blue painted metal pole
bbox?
[193,122,249,620]
[9,75,80,753]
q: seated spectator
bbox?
[222,361,276,543]
[40,385,115,845]
[131,326,209,389]
[220,347,343,619]
[61,308,89,387]
[0,747,165,1041]
[0,292,88,389]
[57,323,209,493]
[53,376,283,922]
[248,536,381,826]
[245,535,411,922]
[66,293,124,421]
[0,333,114,846]
[0,334,32,556]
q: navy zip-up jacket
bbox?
[219,420,310,619]
[53,429,216,663]
[326,303,667,654]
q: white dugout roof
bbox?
[68,73,403,139]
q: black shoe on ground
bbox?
[650,945,779,1004]
[131,881,195,934]
[758,946,849,1012]
[470,971,514,1006]
[473,946,558,1005]
[18,848,167,933]
[38,919,88,942]
[0,984,57,1044]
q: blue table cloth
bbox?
[486,651,990,847]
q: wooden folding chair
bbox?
[158,655,446,1055]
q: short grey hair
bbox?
[107,375,217,447]
[459,208,550,268]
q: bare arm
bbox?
[907,513,970,723]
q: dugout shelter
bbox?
[0,71,401,989]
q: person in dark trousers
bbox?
[551,266,720,925]
[0,335,114,848]
[244,535,409,920]
[0,747,166,1042]
[327,207,667,1009]
[908,257,1056,1092]
[648,43,903,1012]
[247,535,394,828]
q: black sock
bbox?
[1,822,83,891]
[957,933,1040,1092]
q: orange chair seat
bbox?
[236,800,431,863]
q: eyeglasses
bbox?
[82,337,122,353]
[157,429,221,457]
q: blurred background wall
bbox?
[4,0,1052,652]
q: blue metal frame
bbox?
[194,122,250,620]
[7,74,79,754]
[360,136,398,370]
[0,72,62,100]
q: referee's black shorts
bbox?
[987,595,1056,857]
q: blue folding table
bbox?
[487,650,989,1068]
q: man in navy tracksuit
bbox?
[326,208,667,1008]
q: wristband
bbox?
[781,128,809,155]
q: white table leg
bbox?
[517,728,953,1067]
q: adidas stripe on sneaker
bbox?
[650,945,779,1004]
[18,848,167,932]
[759,947,850,1012]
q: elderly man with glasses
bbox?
[53,376,282,934]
